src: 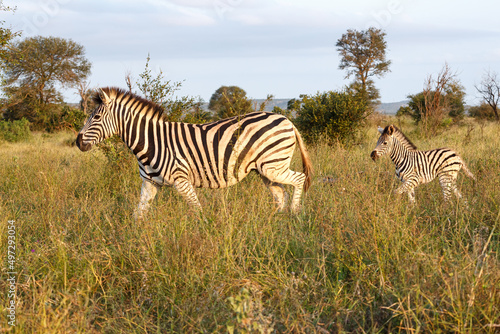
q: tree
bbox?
[468,102,496,120]
[420,64,464,134]
[475,70,500,121]
[446,81,466,120]
[255,94,274,112]
[132,54,198,122]
[208,85,253,119]
[1,36,91,130]
[3,36,91,105]
[0,1,19,66]
[182,99,213,124]
[76,80,93,115]
[293,90,367,145]
[336,27,391,107]
[397,64,465,134]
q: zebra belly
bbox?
[139,158,255,189]
[138,164,171,186]
[418,173,435,184]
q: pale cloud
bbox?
[3,0,500,104]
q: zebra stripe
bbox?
[370,125,474,203]
[76,87,313,218]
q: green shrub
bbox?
[44,105,87,132]
[3,101,87,132]
[293,90,368,145]
[97,135,135,171]
[0,118,31,142]
[60,105,87,131]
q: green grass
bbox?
[1,119,499,333]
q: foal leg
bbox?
[395,176,419,204]
[439,172,467,206]
[407,188,416,203]
[438,173,457,202]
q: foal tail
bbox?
[293,125,313,191]
[460,157,476,181]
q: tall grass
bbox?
[1,120,499,333]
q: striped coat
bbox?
[76,87,312,218]
[370,125,474,203]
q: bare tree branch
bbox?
[421,63,457,135]
[475,70,500,121]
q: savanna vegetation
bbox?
[1,6,500,331]
[0,116,499,333]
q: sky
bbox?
[2,0,500,105]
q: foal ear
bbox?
[387,125,395,135]
[377,126,384,134]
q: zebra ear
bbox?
[98,88,112,105]
[387,125,395,135]
[377,126,384,134]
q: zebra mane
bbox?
[384,125,418,150]
[93,87,164,115]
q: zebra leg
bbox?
[439,173,461,202]
[451,183,469,208]
[173,177,203,212]
[452,184,462,200]
[395,177,418,203]
[261,176,288,212]
[134,180,159,221]
[408,188,416,203]
[289,173,306,213]
[260,167,306,213]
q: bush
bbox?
[0,118,31,142]
[59,105,87,131]
[97,135,135,171]
[469,103,497,120]
[3,101,87,132]
[293,90,368,145]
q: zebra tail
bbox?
[293,125,313,191]
[461,158,476,180]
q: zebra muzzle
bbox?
[370,151,379,161]
[76,133,92,152]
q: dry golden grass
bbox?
[0,119,499,333]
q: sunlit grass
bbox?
[0,121,499,333]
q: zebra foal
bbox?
[370,125,475,203]
[76,87,312,219]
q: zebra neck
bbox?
[389,139,412,167]
[118,108,163,159]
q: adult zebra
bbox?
[370,125,474,203]
[76,87,312,218]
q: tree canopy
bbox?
[208,85,253,119]
[0,1,18,65]
[336,27,391,106]
[2,36,91,105]
[1,36,91,130]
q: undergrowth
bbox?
[0,121,499,333]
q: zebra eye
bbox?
[93,114,101,121]
[383,141,388,145]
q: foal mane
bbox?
[384,125,418,150]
